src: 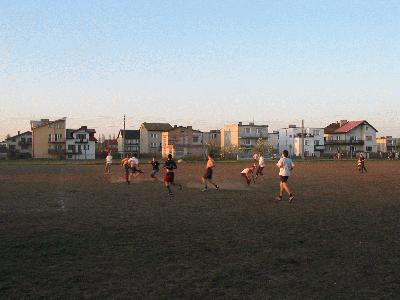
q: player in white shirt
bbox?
[255,152,265,178]
[241,165,256,186]
[128,153,144,180]
[105,152,113,174]
[276,150,295,202]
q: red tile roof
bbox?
[334,120,378,133]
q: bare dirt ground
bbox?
[1,160,400,299]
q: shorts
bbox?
[280,176,289,183]
[130,166,138,173]
[164,172,174,183]
[203,168,213,179]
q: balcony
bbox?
[67,149,82,155]
[325,140,364,145]
[75,138,88,143]
[239,133,267,139]
[314,145,325,151]
[18,141,32,146]
[48,140,65,143]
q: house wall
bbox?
[6,133,32,155]
[33,120,66,159]
[162,127,204,158]
[66,130,96,160]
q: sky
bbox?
[1,0,399,140]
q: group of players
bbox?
[104,150,296,201]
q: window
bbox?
[68,145,75,151]
[289,135,292,138]
[151,133,158,138]
[244,139,251,145]
[305,140,309,146]
[77,134,86,140]
[21,138,26,143]
[313,130,320,136]
[366,126,369,131]
[245,128,250,134]
[336,136,341,140]
[256,128,260,135]
[150,142,157,148]
[366,146,372,152]
[366,136,372,141]
[193,136,199,143]
[68,155,72,159]
[315,140,320,146]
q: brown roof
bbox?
[141,122,173,131]
[324,123,341,134]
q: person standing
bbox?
[357,153,367,173]
[121,154,131,184]
[201,153,220,191]
[163,154,182,196]
[150,157,160,178]
[276,150,295,202]
[128,153,144,180]
[105,152,113,174]
[255,152,265,178]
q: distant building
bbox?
[117,130,140,155]
[267,131,279,153]
[324,120,378,156]
[202,130,221,148]
[162,125,204,158]
[221,122,268,155]
[30,118,66,159]
[376,136,397,153]
[66,126,97,160]
[140,123,173,155]
[4,131,32,158]
[278,125,324,157]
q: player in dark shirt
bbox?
[150,157,160,178]
[163,154,182,196]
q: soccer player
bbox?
[276,150,295,202]
[150,157,160,178]
[255,152,265,178]
[105,152,113,174]
[241,165,256,186]
[128,153,144,180]
[357,153,367,173]
[163,154,182,196]
[201,153,219,191]
[121,154,131,184]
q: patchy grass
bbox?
[1,161,400,298]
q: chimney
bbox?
[18,131,20,135]
[238,122,242,126]
[289,125,297,128]
[174,125,177,128]
[81,126,87,130]
[340,120,348,127]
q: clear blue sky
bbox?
[1,0,399,139]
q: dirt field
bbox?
[1,160,400,298]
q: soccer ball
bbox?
[177,159,183,163]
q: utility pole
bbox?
[123,115,126,159]
[301,119,305,159]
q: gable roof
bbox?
[5,131,32,140]
[324,123,341,134]
[118,130,140,139]
[141,122,173,131]
[335,120,378,133]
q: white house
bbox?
[267,131,279,153]
[324,120,378,156]
[66,126,97,160]
[278,125,324,157]
[4,131,32,158]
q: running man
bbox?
[121,154,131,184]
[276,150,295,202]
[163,154,182,196]
[105,152,113,174]
[150,157,160,178]
[128,153,144,180]
[201,153,219,191]
[241,165,256,186]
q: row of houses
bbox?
[1,118,399,160]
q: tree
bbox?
[6,134,11,140]
[222,144,243,160]
[253,138,272,155]
[204,140,221,159]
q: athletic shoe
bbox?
[289,195,295,202]
[215,185,219,190]
[179,184,183,191]
[169,192,173,196]
[201,188,208,192]
[275,196,283,201]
